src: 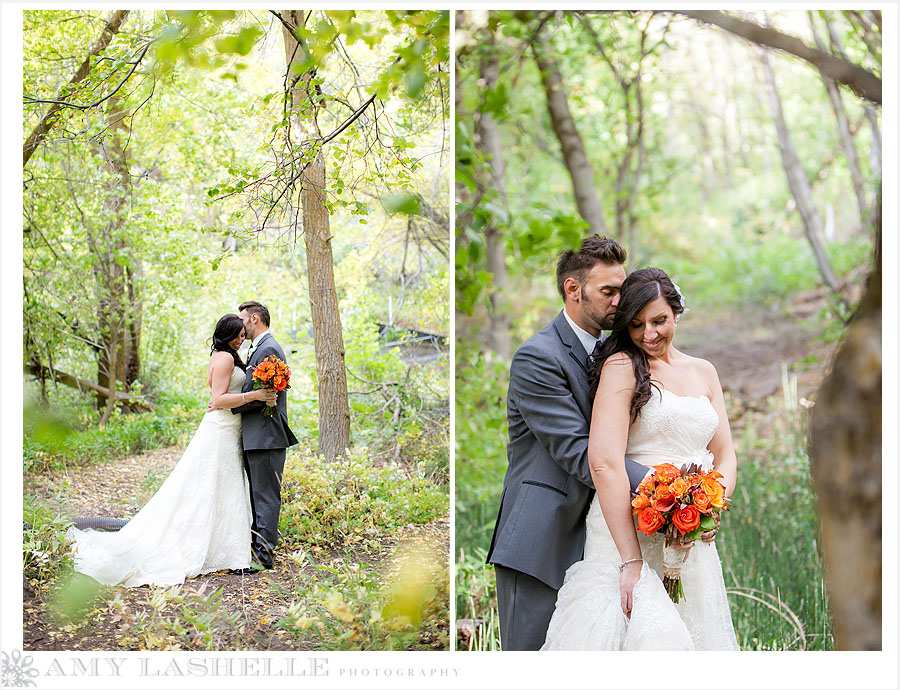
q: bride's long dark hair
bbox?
[587,267,684,421]
[209,314,246,371]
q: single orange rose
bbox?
[653,463,681,483]
[700,478,721,496]
[670,477,688,498]
[672,505,701,535]
[692,491,713,513]
[632,494,650,514]
[637,507,665,535]
[651,485,676,512]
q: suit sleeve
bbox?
[509,345,650,492]
[508,346,595,488]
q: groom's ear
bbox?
[563,277,580,304]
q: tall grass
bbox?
[718,398,833,650]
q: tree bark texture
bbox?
[759,49,846,308]
[531,25,608,236]
[476,31,511,360]
[282,10,351,462]
[301,152,351,463]
[808,217,881,651]
[23,9,130,167]
[676,10,881,104]
[810,16,867,226]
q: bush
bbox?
[23,495,74,586]
[278,447,448,553]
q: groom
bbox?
[230,300,298,572]
[486,235,649,650]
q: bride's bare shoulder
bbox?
[679,352,721,387]
[209,351,236,372]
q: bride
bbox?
[541,268,739,650]
[67,314,277,587]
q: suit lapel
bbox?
[553,311,588,374]
[249,332,272,364]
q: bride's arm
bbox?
[208,354,276,410]
[701,359,737,498]
[588,352,642,616]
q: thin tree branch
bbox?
[23,9,130,167]
[674,10,881,104]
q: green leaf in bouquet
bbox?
[699,514,716,530]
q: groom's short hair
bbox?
[556,235,627,299]
[239,301,270,327]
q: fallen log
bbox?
[25,363,154,411]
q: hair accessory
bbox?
[671,281,688,324]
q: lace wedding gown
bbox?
[541,388,738,650]
[68,366,252,587]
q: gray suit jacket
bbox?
[486,310,647,590]
[232,331,299,451]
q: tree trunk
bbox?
[808,208,881,650]
[124,263,143,389]
[531,24,608,235]
[23,9,131,167]
[476,31,511,360]
[282,10,351,462]
[93,93,134,410]
[810,15,866,226]
[98,319,119,427]
[759,48,847,310]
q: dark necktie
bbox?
[588,337,603,367]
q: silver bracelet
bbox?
[241,393,246,403]
[618,558,643,572]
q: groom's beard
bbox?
[583,298,616,331]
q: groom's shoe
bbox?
[230,567,261,575]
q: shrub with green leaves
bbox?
[278,447,448,553]
[23,388,204,474]
[23,495,74,585]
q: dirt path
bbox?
[24,450,449,651]
[675,297,839,410]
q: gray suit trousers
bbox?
[243,447,286,568]
[495,564,558,651]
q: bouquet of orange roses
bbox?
[631,461,730,603]
[251,355,291,416]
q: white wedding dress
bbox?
[541,388,739,650]
[68,366,252,587]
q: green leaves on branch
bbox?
[214,26,262,56]
[383,192,421,215]
[371,10,449,100]
[153,10,259,74]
